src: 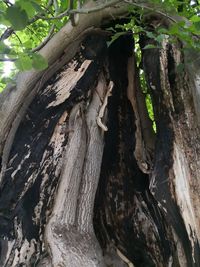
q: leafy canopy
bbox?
[0,0,200,91]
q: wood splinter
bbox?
[96,80,114,131]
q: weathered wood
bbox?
[94,35,174,267]
[1,11,200,267]
[141,33,200,266]
[45,74,109,267]
[0,33,109,266]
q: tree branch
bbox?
[31,25,55,52]
[0,58,16,62]
[2,0,13,7]
[37,0,123,20]
[0,28,14,41]
[53,0,59,14]
[124,0,177,23]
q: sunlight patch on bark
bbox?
[47,60,92,107]
[45,74,109,267]
[173,143,197,261]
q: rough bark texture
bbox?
[0,32,113,266]
[0,7,200,267]
[94,35,174,267]
[140,35,200,266]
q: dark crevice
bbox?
[166,44,185,116]
[94,35,172,267]
[141,36,198,266]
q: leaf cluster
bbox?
[0,0,200,92]
[0,0,73,91]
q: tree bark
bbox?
[1,5,200,267]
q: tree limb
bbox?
[124,0,177,23]
[37,0,123,20]
[31,25,55,52]
[0,58,16,62]
[2,0,13,7]
[0,28,14,41]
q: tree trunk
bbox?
[0,11,200,267]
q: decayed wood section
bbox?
[141,35,200,266]
[0,0,129,185]
[1,22,200,267]
[94,35,174,267]
[45,75,109,267]
[0,33,110,266]
[95,34,200,267]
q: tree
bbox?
[0,0,200,266]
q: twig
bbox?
[32,25,55,52]
[124,0,177,23]
[2,0,13,7]
[0,58,16,62]
[53,0,59,14]
[13,32,23,46]
[97,81,114,131]
[0,28,14,41]
[37,0,123,20]
[26,26,42,42]
[47,0,54,8]
[77,0,81,9]
[71,0,123,14]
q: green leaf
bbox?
[5,5,29,30]
[108,32,126,47]
[143,44,159,49]
[15,54,32,70]
[16,0,36,19]
[177,21,186,27]
[157,27,169,34]
[1,76,14,84]
[23,40,34,49]
[0,42,11,54]
[0,14,11,26]
[190,15,200,23]
[194,21,200,31]
[146,31,156,39]
[60,0,68,12]
[106,27,116,32]
[30,1,43,13]
[155,34,165,43]
[168,24,179,35]
[32,54,48,70]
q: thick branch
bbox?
[45,75,108,266]
[0,58,16,62]
[31,25,55,53]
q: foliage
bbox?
[0,0,200,91]
[139,69,156,132]
[0,0,70,91]
[107,0,200,132]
